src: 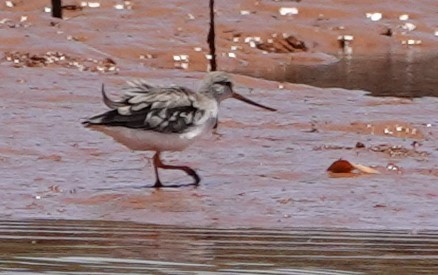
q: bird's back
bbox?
[83,81,217,135]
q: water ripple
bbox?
[0,220,437,274]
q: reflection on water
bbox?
[1,220,438,274]
[242,53,438,98]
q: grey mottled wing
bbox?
[84,83,207,134]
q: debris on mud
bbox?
[314,144,355,151]
[321,121,424,139]
[386,163,401,172]
[61,4,84,11]
[327,159,380,174]
[337,35,354,53]
[370,144,429,158]
[256,35,307,53]
[327,159,355,173]
[315,142,429,159]
[380,27,393,37]
[355,142,366,148]
[0,16,30,28]
[2,51,118,73]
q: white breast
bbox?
[89,115,217,152]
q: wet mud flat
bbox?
[0,1,437,271]
[0,62,436,230]
[0,0,437,229]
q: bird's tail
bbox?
[82,83,124,127]
[101,84,125,109]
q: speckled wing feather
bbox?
[84,82,207,134]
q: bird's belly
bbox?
[89,123,214,152]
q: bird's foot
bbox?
[153,180,163,188]
[212,130,224,140]
[152,179,199,189]
[158,182,199,188]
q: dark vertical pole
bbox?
[207,0,217,71]
[52,0,63,19]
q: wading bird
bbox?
[83,72,276,188]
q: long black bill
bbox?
[232,92,276,112]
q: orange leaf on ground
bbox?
[327,159,355,173]
[327,159,380,174]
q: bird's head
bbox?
[199,71,234,101]
[199,71,276,111]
